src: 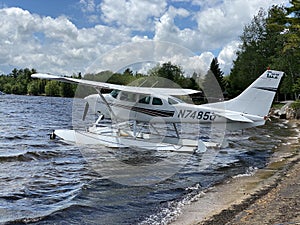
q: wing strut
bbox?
[95,89,117,121]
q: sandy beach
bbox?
[171,121,300,225]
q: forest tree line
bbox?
[0,63,200,98]
[0,68,78,97]
[227,1,300,100]
[0,1,299,100]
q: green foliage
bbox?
[0,64,199,99]
[0,68,37,95]
[201,58,225,102]
[45,81,60,96]
[292,77,300,94]
[0,68,79,97]
[269,4,300,100]
[291,100,300,110]
[156,62,184,82]
[148,62,200,90]
[228,3,300,100]
[3,83,12,94]
[228,9,270,97]
[59,82,75,97]
[78,64,200,94]
[272,103,285,110]
[0,61,200,99]
[206,58,225,91]
[27,81,40,96]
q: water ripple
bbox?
[0,95,293,224]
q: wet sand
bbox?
[171,121,300,225]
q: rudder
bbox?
[225,70,284,116]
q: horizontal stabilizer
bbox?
[216,112,253,123]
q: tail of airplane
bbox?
[210,70,284,117]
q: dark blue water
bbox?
[0,95,292,224]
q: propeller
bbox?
[82,102,89,121]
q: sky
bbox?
[0,0,289,76]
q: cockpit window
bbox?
[119,91,137,102]
[152,97,163,105]
[168,97,179,105]
[138,94,151,104]
[110,90,120,99]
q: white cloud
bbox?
[84,40,213,77]
[181,52,215,76]
[0,0,290,76]
[100,0,167,30]
[191,0,223,9]
[197,0,289,45]
[79,0,96,13]
[218,41,240,74]
[154,0,289,72]
[154,6,200,50]
[0,7,131,75]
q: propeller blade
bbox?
[82,102,89,121]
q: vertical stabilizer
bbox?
[226,70,284,116]
[210,70,284,117]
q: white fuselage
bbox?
[85,91,266,131]
[31,70,284,150]
[32,70,284,132]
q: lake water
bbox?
[0,95,293,224]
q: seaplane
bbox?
[32,69,284,153]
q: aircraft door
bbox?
[113,91,138,121]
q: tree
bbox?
[11,83,23,95]
[281,0,300,99]
[202,66,224,103]
[228,9,269,97]
[27,81,40,96]
[147,63,160,76]
[11,68,18,78]
[209,57,225,91]
[201,58,226,103]
[227,5,300,99]
[3,83,12,94]
[158,62,184,83]
[59,82,75,97]
[266,4,298,99]
[292,77,300,97]
[123,68,134,76]
[0,68,77,97]
[148,62,190,88]
[265,5,287,62]
[45,81,60,96]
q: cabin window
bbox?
[110,90,120,99]
[120,91,137,102]
[138,95,151,104]
[168,97,179,105]
[152,97,163,105]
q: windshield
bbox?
[110,90,120,99]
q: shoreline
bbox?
[170,120,300,225]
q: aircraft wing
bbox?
[215,112,254,123]
[31,73,200,96]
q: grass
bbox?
[271,103,285,110]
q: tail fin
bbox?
[212,70,284,117]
